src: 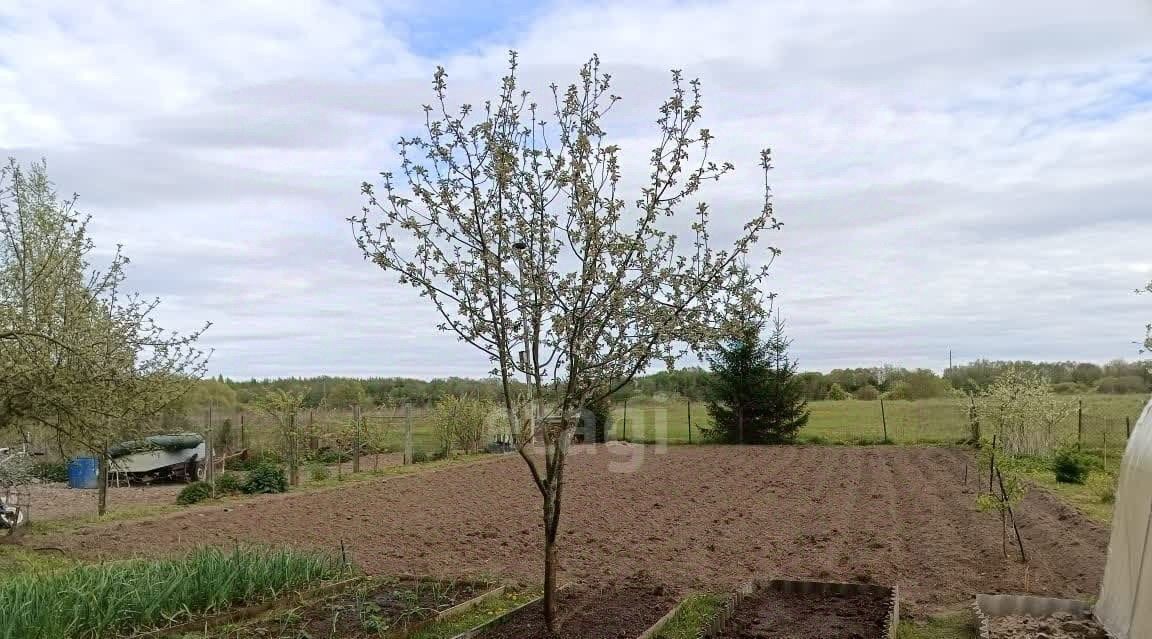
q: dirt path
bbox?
[36,446,1109,614]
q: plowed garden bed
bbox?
[468,575,678,639]
[197,576,492,638]
[715,588,891,639]
[39,446,1109,615]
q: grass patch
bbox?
[404,586,542,639]
[1023,467,1115,523]
[0,546,78,579]
[0,545,348,639]
[25,453,503,536]
[653,593,728,638]
[896,611,978,639]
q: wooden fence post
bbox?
[880,399,889,442]
[1077,400,1083,451]
[239,412,246,449]
[404,403,413,465]
[622,398,629,442]
[687,399,693,445]
[1127,416,1132,439]
[352,405,361,474]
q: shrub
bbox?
[176,482,215,505]
[853,385,879,401]
[309,463,330,482]
[30,462,68,483]
[825,383,850,401]
[241,463,288,494]
[225,450,284,472]
[411,451,430,464]
[310,448,350,465]
[1053,449,1092,484]
[1089,472,1117,504]
[214,472,242,495]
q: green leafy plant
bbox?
[176,481,215,505]
[1053,448,1092,484]
[410,451,430,464]
[0,546,345,639]
[1088,471,1117,504]
[309,463,331,482]
[241,462,288,494]
[30,462,67,483]
[214,472,242,495]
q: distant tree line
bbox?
[198,358,1150,412]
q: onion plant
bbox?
[0,545,346,639]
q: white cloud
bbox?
[1,0,1150,377]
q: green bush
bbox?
[176,482,215,505]
[241,463,288,494]
[309,463,330,482]
[225,450,284,472]
[310,449,349,465]
[30,462,67,483]
[1089,472,1117,504]
[1053,449,1092,484]
[411,451,430,464]
[214,472,242,495]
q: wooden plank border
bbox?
[126,577,365,638]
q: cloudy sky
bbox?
[3,1,1151,379]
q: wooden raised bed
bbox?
[448,578,682,639]
[128,577,365,638]
[133,576,504,638]
[704,579,900,639]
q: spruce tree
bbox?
[704,321,773,444]
[704,315,809,444]
[761,316,810,442]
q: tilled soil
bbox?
[716,589,890,639]
[476,575,679,639]
[38,446,1109,614]
[25,482,183,521]
[987,612,1109,639]
[236,576,490,638]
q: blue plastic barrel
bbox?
[67,457,100,489]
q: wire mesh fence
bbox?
[608,396,1148,454]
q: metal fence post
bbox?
[239,412,246,449]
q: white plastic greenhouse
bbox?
[1096,397,1152,639]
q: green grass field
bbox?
[609,394,1149,446]
[101,393,1145,464]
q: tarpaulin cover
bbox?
[107,432,204,459]
[1096,397,1152,639]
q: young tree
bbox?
[1,159,209,514]
[1143,280,1152,352]
[761,316,809,442]
[255,388,307,487]
[979,366,1074,457]
[704,322,772,444]
[352,53,779,632]
[704,314,806,444]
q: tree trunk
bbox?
[97,449,109,516]
[738,407,745,445]
[543,490,559,635]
